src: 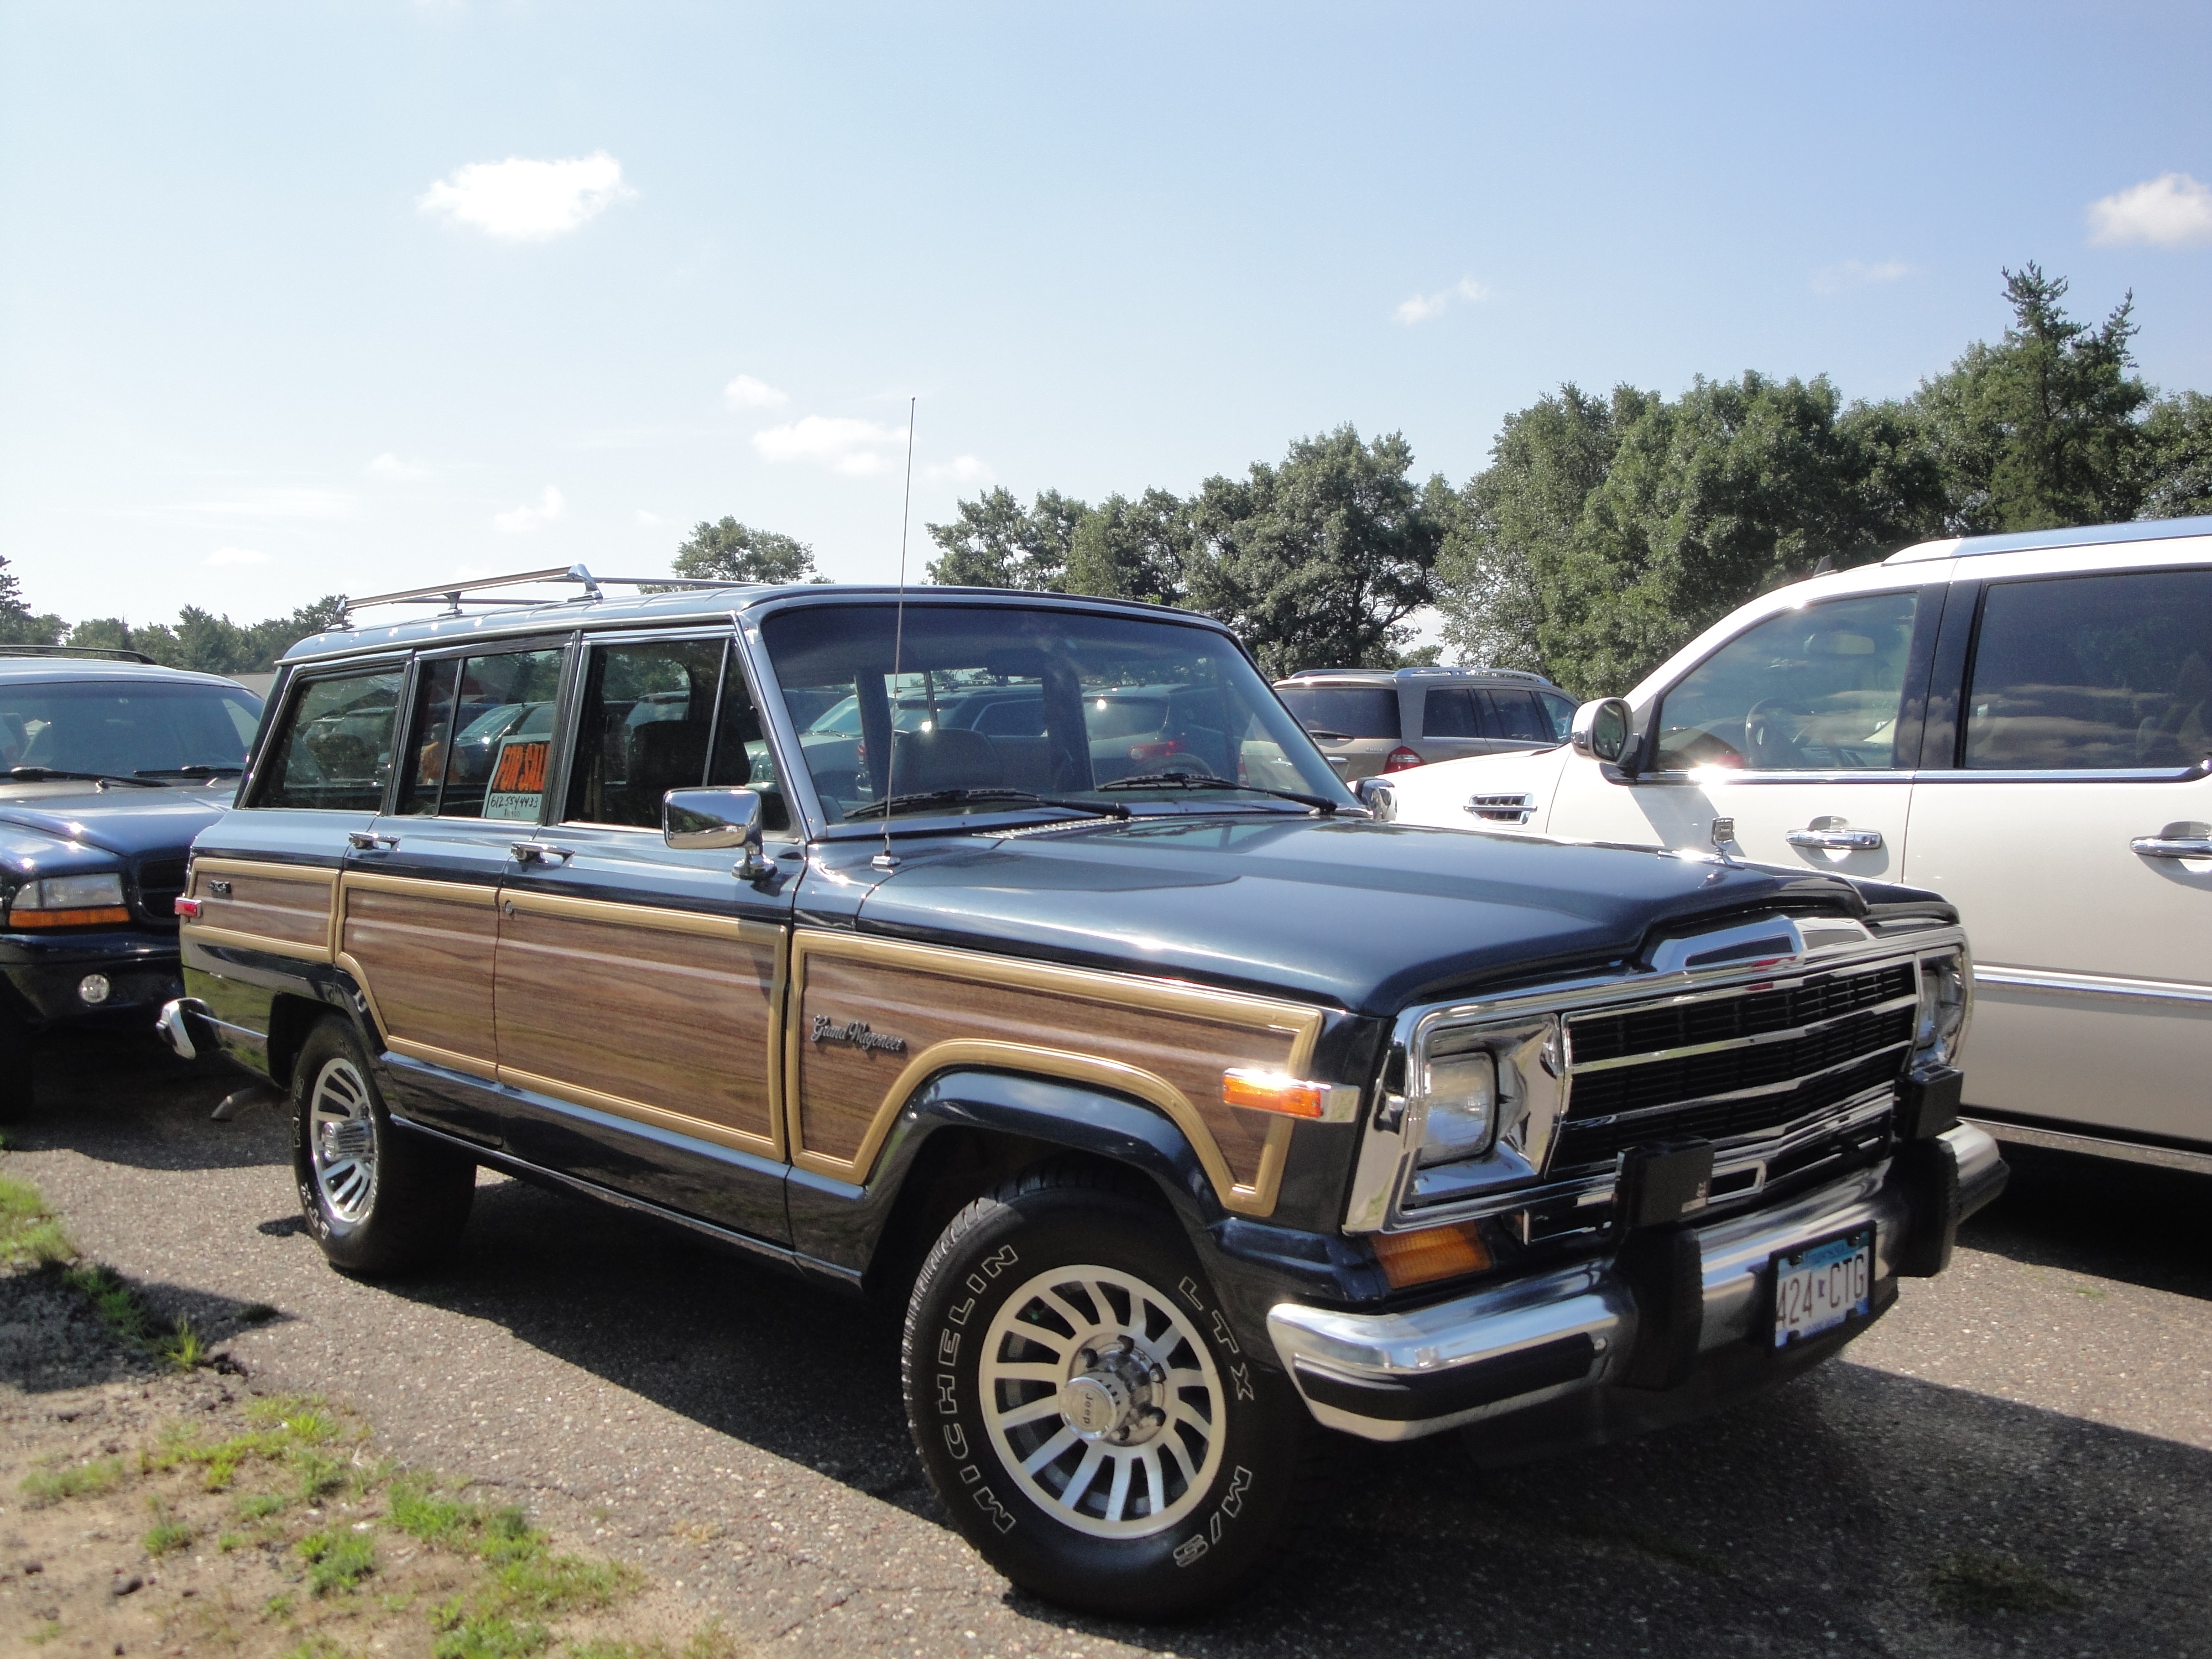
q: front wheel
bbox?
[902,1165,1323,1619]
[293,1018,474,1277]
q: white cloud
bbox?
[1811,258,1914,294]
[752,415,905,476]
[925,455,993,486]
[2087,173,2212,247]
[494,487,566,533]
[367,452,432,480]
[205,546,268,566]
[724,374,789,411]
[1394,277,1490,325]
[418,152,634,241]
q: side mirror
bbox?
[664,787,771,879]
[1570,698,1637,770]
[1351,776,1397,821]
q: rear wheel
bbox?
[293,1018,473,1276]
[902,1164,1323,1619]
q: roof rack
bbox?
[0,644,156,665]
[340,564,757,624]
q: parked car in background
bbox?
[0,646,264,1113]
[1275,665,1576,780]
[165,570,1996,1617]
[1381,513,2212,1174]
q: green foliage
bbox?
[2143,389,2212,519]
[924,486,1087,589]
[19,1455,126,1506]
[298,1527,378,1595]
[1065,489,1192,605]
[156,1314,209,1371]
[0,1171,74,1267]
[143,1519,195,1555]
[64,1262,152,1344]
[671,518,823,585]
[0,554,66,646]
[431,1609,550,1659]
[67,595,348,676]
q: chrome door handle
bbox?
[346,832,399,851]
[2131,835,2212,858]
[1785,827,1884,851]
[509,841,575,865]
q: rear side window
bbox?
[1275,685,1401,739]
[1484,688,1553,743]
[252,669,403,811]
[395,648,565,820]
[1963,569,2212,770]
[1422,688,1481,738]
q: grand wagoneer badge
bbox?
[810,1015,907,1054]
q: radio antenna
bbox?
[874,395,918,872]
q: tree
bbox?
[2142,391,2212,520]
[68,596,348,675]
[1916,263,2151,532]
[923,488,1087,589]
[0,555,66,646]
[1182,426,1445,679]
[672,518,824,585]
[1063,489,1192,605]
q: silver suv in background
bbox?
[1274,666,1576,780]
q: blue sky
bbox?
[2,2,2208,628]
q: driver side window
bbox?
[1654,592,1919,773]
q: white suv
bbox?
[1381,513,2212,1172]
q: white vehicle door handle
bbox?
[2131,834,2212,858]
[1785,827,1883,851]
[509,841,575,865]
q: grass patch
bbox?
[157,1313,210,1370]
[569,1626,739,1659]
[482,1548,637,1618]
[238,1492,289,1520]
[28,1620,64,1646]
[0,1170,75,1267]
[281,1639,347,1659]
[298,1528,378,1595]
[1929,1548,2081,1615]
[144,1519,195,1555]
[430,1610,550,1659]
[20,1455,126,1506]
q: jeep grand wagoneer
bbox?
[163,570,2002,1617]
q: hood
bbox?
[0,787,228,869]
[853,815,1949,1016]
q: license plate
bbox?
[1771,1225,1874,1349]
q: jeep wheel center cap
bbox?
[1060,1373,1131,1439]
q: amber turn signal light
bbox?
[10,906,134,929]
[1220,1069,1360,1123]
[1371,1222,1492,1290]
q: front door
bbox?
[490,632,798,1244]
[1903,563,2212,1144]
[1549,588,1930,883]
[334,642,567,1140]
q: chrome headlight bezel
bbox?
[1914,948,1972,1069]
[1399,1013,1566,1197]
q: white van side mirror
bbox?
[1571,698,1637,771]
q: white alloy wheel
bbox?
[979,1263,1226,1539]
[307,1055,379,1223]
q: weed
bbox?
[218,1531,248,1553]
[389,1476,479,1547]
[1929,1548,2080,1615]
[298,1528,377,1596]
[64,1262,153,1344]
[568,1625,739,1659]
[28,1619,64,1646]
[281,1639,347,1659]
[0,1171,74,1266]
[20,1455,126,1506]
[144,1520,195,1555]
[483,1550,638,1618]
[264,1593,295,1620]
[292,1448,349,1504]
[157,1314,210,1371]
[238,1492,288,1520]
[431,1611,550,1659]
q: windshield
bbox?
[0,680,263,779]
[760,604,1352,823]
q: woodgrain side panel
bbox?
[337,875,498,1070]
[186,858,336,961]
[788,932,1324,1214]
[493,893,784,1155]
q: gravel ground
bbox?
[7,1034,2211,1659]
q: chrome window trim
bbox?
[1343,916,1968,1234]
[1912,765,2209,785]
[1631,769,1915,787]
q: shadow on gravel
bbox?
[7,1032,290,1172]
[1959,1140,2212,1302]
[376,1168,2212,1659]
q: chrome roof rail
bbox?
[340,564,757,623]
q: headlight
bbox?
[1414,1046,1498,1166]
[8,872,130,928]
[1915,951,1971,1067]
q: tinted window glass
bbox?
[397,648,564,820]
[702,651,791,831]
[1963,570,2212,770]
[565,638,723,827]
[1422,687,1481,738]
[0,681,263,781]
[762,605,1346,821]
[1655,592,1918,771]
[1540,692,1575,740]
[254,670,401,811]
[1274,685,1401,739]
[1484,687,1552,742]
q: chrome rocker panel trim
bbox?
[1271,1124,1999,1443]
[1962,1114,2212,1177]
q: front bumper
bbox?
[1267,1123,2004,1442]
[0,928,184,1027]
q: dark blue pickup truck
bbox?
[163,574,2001,1617]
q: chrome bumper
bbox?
[1269,1123,2002,1442]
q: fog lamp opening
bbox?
[78,973,112,1005]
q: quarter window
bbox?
[253,670,403,811]
[1962,569,2212,771]
[1655,592,1919,772]
[396,648,565,820]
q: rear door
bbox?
[1903,555,2212,1144]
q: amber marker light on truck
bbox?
[1220,1068,1361,1124]
[1371,1222,1492,1290]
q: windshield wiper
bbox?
[1097,769,1341,814]
[844,787,1130,822]
[1302,728,1353,742]
[135,765,244,780]
[6,766,161,789]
